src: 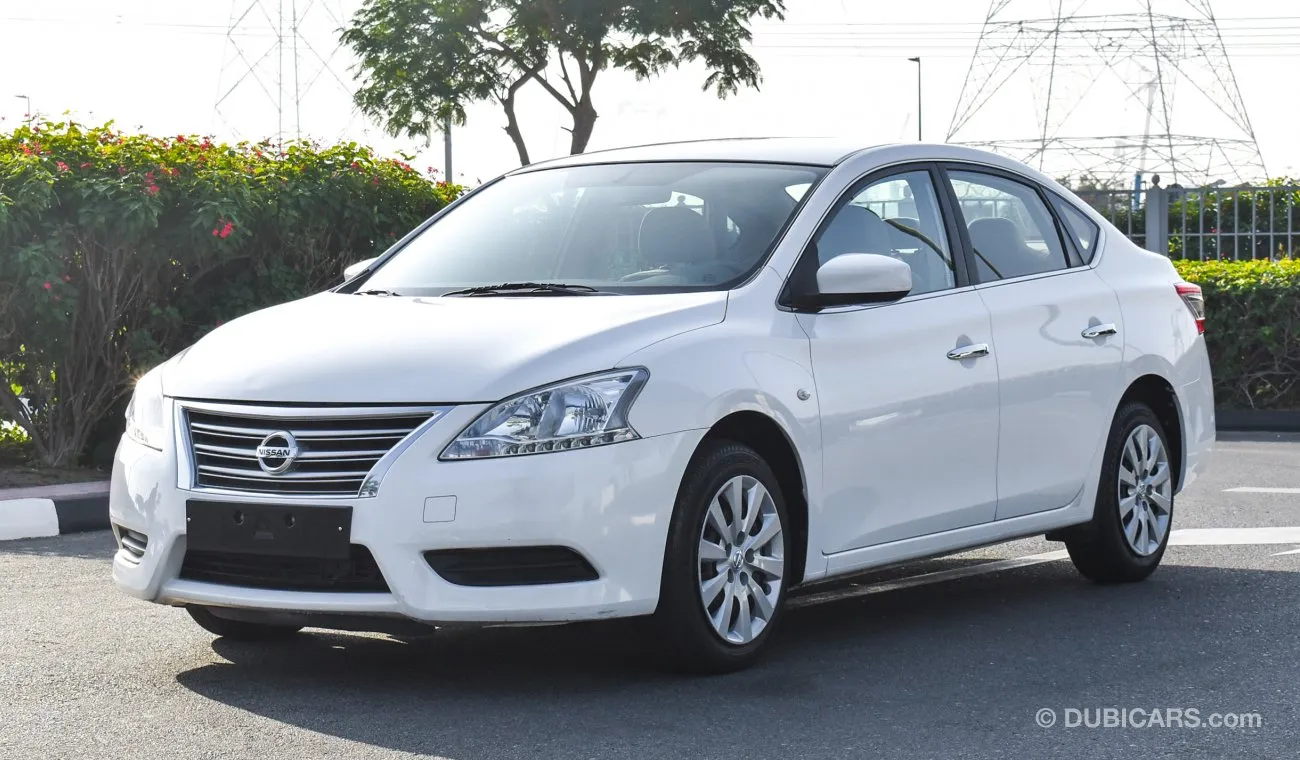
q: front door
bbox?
[797,167,1001,555]
[944,167,1125,519]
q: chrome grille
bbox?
[185,409,432,497]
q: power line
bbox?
[212,0,359,143]
[946,0,1266,185]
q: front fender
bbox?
[618,280,826,581]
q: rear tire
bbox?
[653,440,791,674]
[187,606,303,641]
[1066,402,1174,583]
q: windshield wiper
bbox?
[442,282,603,297]
[355,288,404,297]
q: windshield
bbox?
[359,161,827,295]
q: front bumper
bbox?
[110,402,705,624]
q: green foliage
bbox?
[0,419,28,446]
[1174,258,1300,411]
[342,0,785,164]
[0,121,461,466]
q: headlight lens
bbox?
[440,369,648,460]
[124,367,166,451]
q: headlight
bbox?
[440,369,648,460]
[124,367,166,451]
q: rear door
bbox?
[942,165,1125,520]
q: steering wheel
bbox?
[619,268,671,282]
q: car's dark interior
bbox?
[546,165,823,287]
[637,206,718,269]
[967,216,1055,280]
[813,202,955,296]
[815,205,895,264]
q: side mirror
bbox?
[343,257,378,281]
[798,253,912,310]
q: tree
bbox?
[343,0,785,166]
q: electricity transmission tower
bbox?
[213,0,359,143]
[947,0,1266,187]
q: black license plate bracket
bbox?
[185,500,352,559]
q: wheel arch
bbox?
[693,411,811,586]
[1116,374,1184,491]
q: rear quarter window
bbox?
[1051,195,1102,264]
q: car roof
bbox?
[507,138,1066,190]
[509,137,880,172]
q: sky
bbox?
[2,0,1299,184]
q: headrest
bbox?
[817,205,895,263]
[638,206,718,265]
[887,217,924,249]
[967,217,1027,251]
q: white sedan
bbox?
[110,138,1214,672]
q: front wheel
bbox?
[653,440,790,673]
[1066,402,1175,583]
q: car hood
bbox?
[163,291,727,404]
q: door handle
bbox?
[1081,323,1118,339]
[947,343,990,361]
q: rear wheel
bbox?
[653,440,789,673]
[187,606,302,641]
[1066,402,1174,583]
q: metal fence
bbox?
[1074,185,1300,260]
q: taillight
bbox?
[1175,282,1205,334]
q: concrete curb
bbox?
[0,482,110,541]
[1216,409,1300,434]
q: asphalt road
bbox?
[3,435,1299,760]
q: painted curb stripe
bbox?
[0,493,110,541]
[0,498,60,541]
[54,494,111,534]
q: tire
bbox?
[653,440,792,673]
[187,606,302,641]
[1066,402,1175,583]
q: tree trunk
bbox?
[569,97,598,155]
[501,80,531,166]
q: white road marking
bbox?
[1223,487,1300,494]
[1170,527,1300,545]
[792,527,1300,608]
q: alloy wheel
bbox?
[696,475,785,645]
[1117,423,1173,556]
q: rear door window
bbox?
[947,170,1069,282]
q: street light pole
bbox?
[15,94,31,121]
[443,116,453,182]
[907,58,922,142]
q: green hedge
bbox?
[1,121,461,466]
[1175,259,1300,411]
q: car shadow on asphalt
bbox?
[173,559,1295,759]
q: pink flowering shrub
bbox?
[0,121,462,465]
